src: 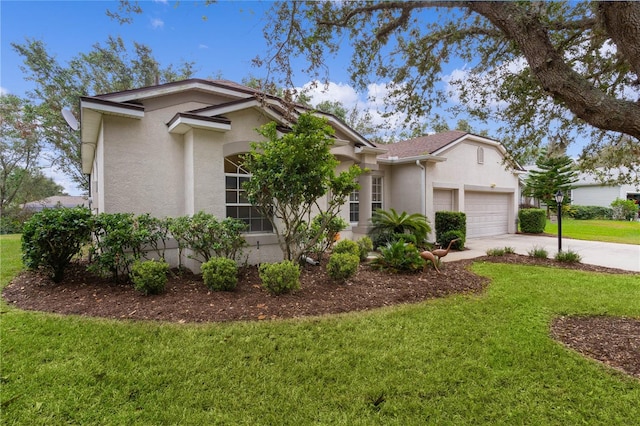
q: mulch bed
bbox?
[3,254,639,379]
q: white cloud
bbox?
[0,86,9,95]
[198,44,209,50]
[298,81,359,106]
[150,18,164,29]
[153,0,169,4]
[296,80,409,138]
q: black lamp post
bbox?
[555,190,564,253]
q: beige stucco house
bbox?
[80,79,522,267]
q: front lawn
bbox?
[1,234,639,424]
[545,218,640,245]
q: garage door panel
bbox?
[433,189,453,212]
[465,192,509,238]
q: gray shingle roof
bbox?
[377,130,468,159]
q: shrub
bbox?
[201,257,238,291]
[610,198,638,221]
[555,250,582,263]
[333,239,360,258]
[357,236,373,261]
[371,241,425,273]
[439,230,465,251]
[21,207,93,283]
[306,213,348,261]
[326,252,359,282]
[528,246,548,259]
[168,212,248,263]
[392,233,417,245]
[569,205,612,220]
[89,212,159,282]
[131,260,169,295]
[435,211,466,245]
[259,261,300,295]
[370,209,431,248]
[518,208,546,233]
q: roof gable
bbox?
[378,130,468,159]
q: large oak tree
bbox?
[254,1,639,183]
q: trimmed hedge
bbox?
[435,211,466,245]
[569,205,612,220]
[519,208,546,233]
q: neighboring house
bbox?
[22,196,89,212]
[571,171,640,208]
[80,79,523,268]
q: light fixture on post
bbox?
[555,190,564,253]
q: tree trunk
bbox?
[468,1,640,141]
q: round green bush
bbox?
[357,236,373,261]
[332,239,360,257]
[259,260,300,295]
[201,257,238,291]
[439,230,465,251]
[131,260,169,295]
[327,252,359,281]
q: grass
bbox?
[1,234,640,424]
[545,219,640,245]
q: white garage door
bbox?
[433,189,454,212]
[465,192,510,238]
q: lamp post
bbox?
[555,190,564,253]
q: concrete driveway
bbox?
[444,233,640,272]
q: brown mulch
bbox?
[3,254,639,379]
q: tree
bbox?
[0,95,42,218]
[243,112,362,262]
[523,149,578,217]
[12,36,196,193]
[254,1,640,183]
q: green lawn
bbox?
[1,234,639,425]
[545,219,640,245]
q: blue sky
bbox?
[0,1,592,194]
[1,0,290,97]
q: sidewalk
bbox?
[444,234,640,272]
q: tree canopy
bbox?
[255,1,639,182]
[0,95,43,218]
[12,36,196,193]
[243,112,362,262]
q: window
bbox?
[349,189,359,223]
[225,154,273,233]
[372,176,383,212]
[477,147,484,164]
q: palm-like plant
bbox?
[369,208,431,248]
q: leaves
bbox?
[243,112,362,261]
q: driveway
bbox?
[444,234,640,272]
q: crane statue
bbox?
[431,238,461,261]
[419,250,440,273]
[420,238,461,273]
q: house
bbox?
[80,79,522,268]
[571,170,640,208]
[22,196,89,212]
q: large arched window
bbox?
[224,154,273,233]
